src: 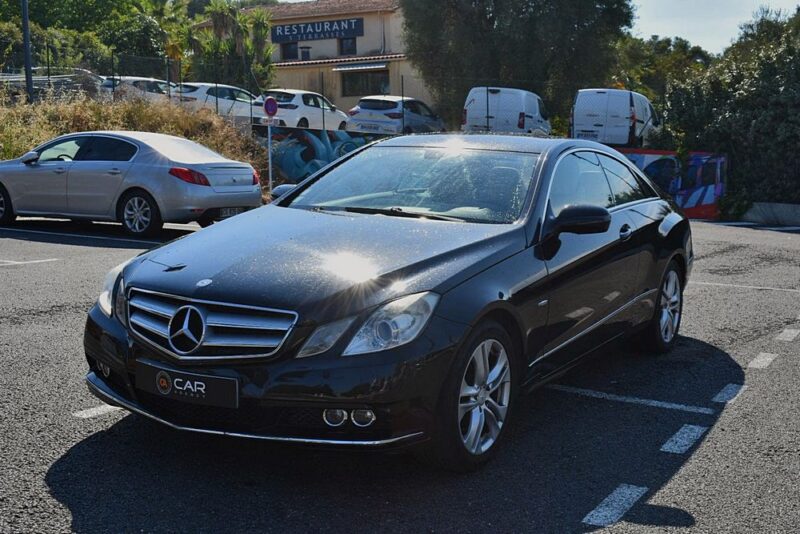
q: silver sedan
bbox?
[0,131,262,236]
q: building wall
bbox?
[269,11,398,63]
[273,59,433,112]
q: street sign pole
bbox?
[263,96,279,197]
[268,120,273,194]
[20,0,34,103]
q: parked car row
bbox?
[0,131,262,236]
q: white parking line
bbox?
[73,405,121,419]
[546,384,716,415]
[776,329,800,342]
[749,352,778,369]
[0,227,161,246]
[582,484,648,527]
[690,281,800,294]
[711,384,746,404]
[660,424,709,454]
[0,258,60,266]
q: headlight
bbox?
[97,260,131,318]
[296,316,355,358]
[343,292,439,356]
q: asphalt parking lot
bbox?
[1,218,799,532]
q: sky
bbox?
[633,0,799,53]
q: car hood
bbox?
[127,205,526,323]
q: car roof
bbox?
[54,130,191,144]
[376,134,623,157]
[182,83,249,91]
[267,88,314,95]
[359,95,410,102]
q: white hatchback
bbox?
[262,89,350,130]
[176,83,266,124]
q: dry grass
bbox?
[0,93,269,195]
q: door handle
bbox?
[619,224,633,241]
[53,167,66,174]
[108,168,122,175]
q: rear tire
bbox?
[297,118,309,128]
[119,190,162,237]
[0,185,15,225]
[415,320,518,472]
[338,122,347,130]
[197,213,215,228]
[638,260,683,353]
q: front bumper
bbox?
[85,371,423,446]
[83,304,467,448]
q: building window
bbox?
[341,70,389,97]
[281,42,298,61]
[300,46,311,60]
[339,37,357,56]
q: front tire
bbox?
[0,185,16,225]
[418,320,518,472]
[639,260,683,353]
[338,121,347,130]
[119,190,162,237]
[297,118,309,128]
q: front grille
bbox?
[127,287,297,361]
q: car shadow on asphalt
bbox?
[0,219,193,249]
[46,337,742,532]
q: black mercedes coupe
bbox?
[84,134,692,471]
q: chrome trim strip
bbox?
[126,287,299,363]
[529,288,657,367]
[85,372,424,447]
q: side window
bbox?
[598,154,653,206]
[648,103,660,127]
[319,96,333,110]
[37,137,90,163]
[417,102,436,118]
[538,97,549,120]
[78,137,137,162]
[405,101,421,115]
[549,152,613,216]
[303,94,320,108]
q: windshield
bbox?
[289,146,539,224]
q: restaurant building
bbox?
[255,0,433,110]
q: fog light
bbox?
[98,361,111,378]
[322,409,348,427]
[351,409,376,428]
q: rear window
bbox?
[358,99,398,111]
[265,91,296,103]
[152,137,228,163]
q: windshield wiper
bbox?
[341,206,463,222]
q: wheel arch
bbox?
[115,186,162,222]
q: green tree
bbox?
[400,0,634,123]
[664,8,800,211]
[189,2,273,91]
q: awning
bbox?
[331,62,388,72]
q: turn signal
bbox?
[252,168,260,185]
[169,167,210,186]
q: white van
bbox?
[462,87,551,135]
[571,88,661,147]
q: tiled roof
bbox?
[274,52,405,67]
[250,0,399,20]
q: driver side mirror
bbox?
[21,151,39,165]
[553,205,611,235]
[330,105,337,112]
[271,183,296,200]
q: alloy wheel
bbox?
[0,194,5,218]
[458,338,512,455]
[659,270,681,343]
[123,196,152,234]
